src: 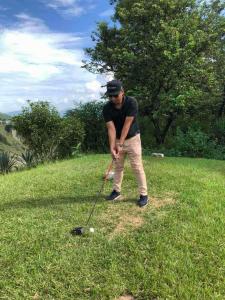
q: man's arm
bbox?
[119,116,134,146]
[106,121,118,159]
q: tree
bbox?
[83,0,225,145]
[13,101,85,160]
[66,101,108,152]
[12,101,62,160]
[57,115,85,158]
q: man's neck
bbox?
[114,96,125,109]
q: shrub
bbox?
[4,124,13,133]
[0,152,18,174]
[57,116,85,158]
[20,150,37,168]
[167,126,225,159]
[66,101,108,153]
[13,101,62,161]
[211,117,225,145]
[0,133,10,145]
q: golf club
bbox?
[70,159,114,236]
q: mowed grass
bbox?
[0,154,224,300]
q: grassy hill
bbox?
[0,155,224,299]
[0,124,24,153]
[0,112,10,120]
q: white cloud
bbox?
[85,80,102,93]
[15,13,47,32]
[0,28,83,80]
[0,13,108,113]
[99,8,114,18]
[44,0,95,18]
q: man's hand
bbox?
[110,146,119,160]
[115,143,123,157]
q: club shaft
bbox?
[85,160,114,226]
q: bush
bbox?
[20,150,37,168]
[0,152,18,174]
[57,116,85,158]
[5,124,13,133]
[12,101,62,162]
[0,133,10,145]
[66,101,108,153]
[211,117,225,145]
[164,126,224,160]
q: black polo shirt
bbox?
[103,96,140,139]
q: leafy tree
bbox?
[12,101,62,161]
[57,115,85,158]
[13,101,85,160]
[66,101,108,152]
[83,0,225,145]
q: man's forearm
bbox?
[108,127,116,150]
[119,117,134,145]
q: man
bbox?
[103,79,148,207]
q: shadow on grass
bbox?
[0,194,135,211]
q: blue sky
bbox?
[0,0,115,113]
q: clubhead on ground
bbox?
[70,226,85,236]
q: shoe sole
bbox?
[107,194,121,201]
[137,201,148,207]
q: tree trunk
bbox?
[151,113,176,145]
[151,118,163,145]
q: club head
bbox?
[70,226,85,236]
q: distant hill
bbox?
[0,112,11,120]
[0,124,25,153]
[6,111,22,117]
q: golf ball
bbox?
[89,227,94,233]
[107,171,114,180]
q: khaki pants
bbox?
[113,134,148,195]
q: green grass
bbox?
[0,155,225,300]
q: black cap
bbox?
[106,80,123,96]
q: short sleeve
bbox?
[126,98,138,117]
[103,104,112,123]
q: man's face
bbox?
[109,90,124,105]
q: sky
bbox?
[0,0,115,114]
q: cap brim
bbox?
[107,93,119,96]
[105,89,121,96]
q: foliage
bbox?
[0,152,18,174]
[0,133,10,145]
[12,101,85,161]
[4,124,13,133]
[211,117,225,145]
[20,150,37,168]
[71,142,82,157]
[57,116,85,158]
[83,0,225,145]
[66,101,108,152]
[173,127,212,157]
[12,101,62,162]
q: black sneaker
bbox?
[106,190,121,201]
[137,195,148,207]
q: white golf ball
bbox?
[89,227,94,233]
[107,171,114,180]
